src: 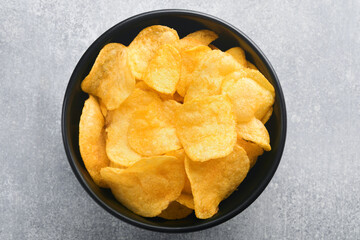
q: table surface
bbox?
[1,0,359,239]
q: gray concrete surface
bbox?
[0,0,359,239]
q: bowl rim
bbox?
[62,9,287,233]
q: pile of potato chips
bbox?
[79,25,275,219]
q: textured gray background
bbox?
[0,0,359,239]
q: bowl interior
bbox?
[62,10,286,232]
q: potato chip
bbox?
[237,138,264,168]
[106,88,162,167]
[176,193,194,210]
[184,50,241,102]
[226,47,247,67]
[98,99,107,117]
[165,149,194,209]
[142,44,181,94]
[81,43,135,110]
[175,37,204,52]
[221,71,275,122]
[128,102,181,156]
[100,156,185,217]
[79,96,109,188]
[173,92,184,103]
[182,30,218,46]
[261,107,273,124]
[175,95,237,162]
[247,61,258,70]
[157,201,193,220]
[177,45,211,97]
[208,44,219,50]
[185,145,250,219]
[128,25,179,79]
[237,117,271,151]
[242,68,275,97]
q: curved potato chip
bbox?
[143,44,181,94]
[165,149,191,194]
[237,117,271,151]
[79,96,109,188]
[175,95,237,162]
[81,43,135,110]
[176,193,194,209]
[98,99,107,117]
[136,80,177,101]
[208,44,219,50]
[247,61,258,70]
[221,71,275,122]
[128,25,179,79]
[240,68,275,97]
[185,145,250,219]
[128,102,181,156]
[100,156,185,217]
[261,107,273,124]
[106,88,162,167]
[226,47,247,67]
[175,37,204,52]
[157,201,193,220]
[237,138,264,168]
[182,30,218,46]
[184,50,241,102]
[177,45,211,97]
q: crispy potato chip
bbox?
[177,45,211,97]
[242,68,275,97]
[237,117,271,151]
[175,37,204,52]
[185,145,250,219]
[176,193,194,209]
[128,101,181,156]
[184,50,241,102]
[226,47,247,67]
[79,96,109,188]
[142,44,181,94]
[237,138,264,168]
[128,25,179,79]
[175,95,237,162]
[247,61,258,70]
[221,71,275,122]
[81,43,135,110]
[182,30,218,46]
[261,107,273,124]
[106,88,162,167]
[158,201,193,220]
[173,92,184,103]
[101,156,185,217]
[165,149,194,210]
[208,44,219,50]
[98,99,107,117]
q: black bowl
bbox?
[62,9,286,233]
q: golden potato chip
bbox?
[261,107,273,124]
[158,201,193,220]
[162,100,182,124]
[100,156,185,217]
[81,43,135,110]
[182,30,218,46]
[176,193,194,210]
[185,145,250,219]
[128,25,179,79]
[106,88,162,167]
[177,45,211,97]
[247,61,258,70]
[184,50,242,102]
[142,44,181,94]
[79,96,109,188]
[208,44,219,50]
[237,138,264,168]
[135,80,177,101]
[173,92,184,103]
[128,102,181,156]
[242,68,275,97]
[175,37,204,51]
[226,47,247,67]
[221,71,275,122]
[175,95,237,162]
[237,117,271,151]
[98,99,107,117]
